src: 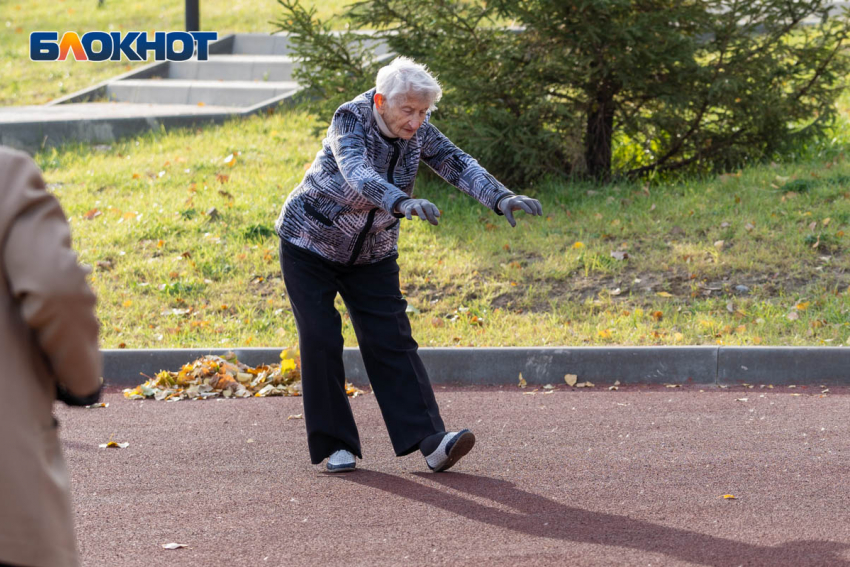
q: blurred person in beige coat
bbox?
[0,146,102,567]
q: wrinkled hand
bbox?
[499,195,543,227]
[396,198,441,226]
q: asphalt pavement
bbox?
[57,385,850,566]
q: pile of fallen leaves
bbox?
[123,348,365,402]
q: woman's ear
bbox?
[375,93,384,110]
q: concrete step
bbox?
[230,32,391,57]
[231,33,293,55]
[0,102,239,124]
[167,55,296,82]
[106,79,300,107]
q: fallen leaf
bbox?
[610,250,628,261]
[565,374,578,387]
[86,403,109,409]
[575,381,595,388]
[656,291,673,298]
[735,398,748,402]
[518,373,527,389]
[796,301,810,311]
[786,311,800,321]
[714,240,725,250]
[122,349,315,402]
[99,441,129,449]
[572,241,585,249]
[722,494,736,500]
[609,385,619,391]
[665,384,681,388]
[543,384,555,390]
[83,208,102,220]
[162,543,189,550]
[287,414,303,420]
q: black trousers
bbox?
[279,241,445,464]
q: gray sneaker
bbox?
[424,430,475,472]
[326,449,356,472]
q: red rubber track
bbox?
[56,385,850,566]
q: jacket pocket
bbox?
[303,201,333,227]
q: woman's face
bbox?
[376,92,430,139]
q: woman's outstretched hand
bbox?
[499,195,543,227]
[396,198,441,226]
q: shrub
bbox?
[275,0,850,185]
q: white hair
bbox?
[375,56,442,111]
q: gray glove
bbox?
[396,198,441,226]
[498,194,543,227]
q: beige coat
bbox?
[0,147,101,567]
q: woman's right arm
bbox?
[327,107,411,216]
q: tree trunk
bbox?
[585,85,616,181]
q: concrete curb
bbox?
[101,346,850,388]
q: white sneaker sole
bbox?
[430,430,476,472]
[326,463,356,473]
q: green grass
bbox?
[0,0,349,106]
[33,103,850,349]
[9,1,850,348]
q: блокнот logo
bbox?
[30,31,218,62]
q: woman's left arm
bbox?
[419,121,513,214]
[419,121,542,226]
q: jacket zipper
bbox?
[347,141,400,265]
[387,140,400,185]
[347,207,378,265]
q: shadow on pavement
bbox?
[337,470,849,567]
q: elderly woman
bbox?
[275,56,542,473]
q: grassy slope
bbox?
[37,104,850,349]
[0,0,348,106]
[5,0,849,348]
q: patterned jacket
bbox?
[275,89,514,265]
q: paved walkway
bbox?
[57,385,850,566]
